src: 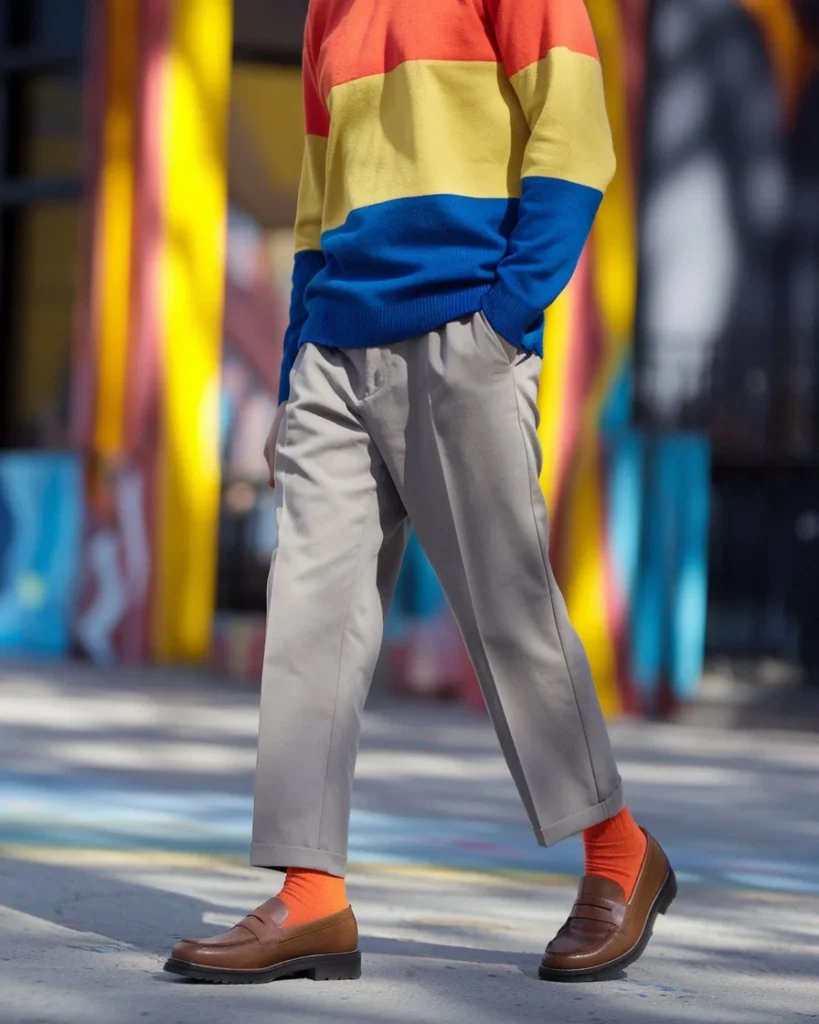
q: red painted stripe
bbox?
[126,0,167,456]
[121,0,170,661]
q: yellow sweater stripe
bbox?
[293,51,612,248]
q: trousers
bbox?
[251,313,623,875]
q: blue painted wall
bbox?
[0,454,84,656]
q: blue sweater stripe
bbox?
[279,178,602,402]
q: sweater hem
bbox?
[300,286,491,349]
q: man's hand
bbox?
[264,402,288,488]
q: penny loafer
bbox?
[539,829,676,982]
[164,898,361,984]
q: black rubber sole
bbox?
[538,869,678,983]
[163,950,362,985]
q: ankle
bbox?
[583,807,647,901]
[276,868,348,928]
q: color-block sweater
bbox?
[279,0,615,403]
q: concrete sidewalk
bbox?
[1,661,818,1024]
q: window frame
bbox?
[0,0,86,449]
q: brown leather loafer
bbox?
[539,829,676,982]
[164,898,360,984]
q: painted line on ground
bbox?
[3,777,819,896]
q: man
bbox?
[165,0,675,985]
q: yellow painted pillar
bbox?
[152,0,232,661]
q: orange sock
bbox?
[276,868,348,928]
[583,807,648,901]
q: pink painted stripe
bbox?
[120,0,170,661]
[125,0,168,455]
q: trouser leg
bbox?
[251,344,407,875]
[368,315,623,846]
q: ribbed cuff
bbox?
[481,284,541,349]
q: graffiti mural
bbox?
[74,462,152,665]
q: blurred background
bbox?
[2,0,819,722]
[1,3,819,1020]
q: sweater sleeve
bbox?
[482,0,616,347]
[278,41,329,404]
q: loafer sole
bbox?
[163,950,362,984]
[538,868,677,983]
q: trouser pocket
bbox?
[477,310,518,365]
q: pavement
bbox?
[1,660,818,1024]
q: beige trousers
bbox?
[251,313,623,875]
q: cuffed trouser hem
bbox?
[534,780,625,848]
[250,842,348,877]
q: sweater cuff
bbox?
[481,285,541,349]
[277,342,298,404]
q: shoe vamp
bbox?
[546,919,616,956]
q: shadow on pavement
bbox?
[1,853,817,1024]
